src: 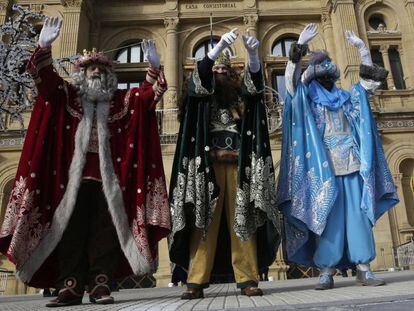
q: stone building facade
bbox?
[0,0,413,295]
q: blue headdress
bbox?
[302,50,340,85]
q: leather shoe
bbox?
[89,285,114,304]
[181,288,204,299]
[240,286,263,296]
[45,289,83,308]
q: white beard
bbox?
[85,75,108,102]
[72,70,117,104]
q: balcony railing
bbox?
[396,239,414,268]
[155,108,179,145]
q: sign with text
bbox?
[182,2,238,11]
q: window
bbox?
[193,39,233,59]
[114,42,147,90]
[272,37,298,57]
[370,47,406,90]
[272,72,287,98]
[371,48,388,90]
[389,48,406,90]
[117,82,142,90]
[368,15,386,30]
[116,43,145,64]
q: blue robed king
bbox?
[276,25,399,272]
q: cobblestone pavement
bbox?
[0,270,413,310]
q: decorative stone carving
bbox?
[377,120,414,130]
[164,17,179,31]
[243,14,258,27]
[0,0,8,12]
[29,4,44,13]
[321,11,332,25]
[163,89,178,108]
[166,0,177,11]
[0,138,25,147]
[245,0,256,8]
[61,0,83,7]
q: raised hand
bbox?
[208,28,238,61]
[218,28,239,48]
[142,39,161,68]
[345,30,372,66]
[298,23,318,45]
[242,31,260,72]
[345,30,365,49]
[38,17,62,48]
[242,31,259,55]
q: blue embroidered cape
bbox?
[277,82,399,266]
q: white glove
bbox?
[298,23,318,45]
[142,39,161,68]
[345,30,373,66]
[38,17,63,48]
[207,28,238,61]
[242,32,260,73]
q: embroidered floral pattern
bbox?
[290,156,337,236]
[192,67,214,96]
[132,207,152,262]
[145,177,170,229]
[170,156,218,238]
[235,154,279,240]
[243,70,265,95]
[1,176,50,267]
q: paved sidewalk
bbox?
[0,270,413,310]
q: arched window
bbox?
[193,39,233,59]
[271,37,298,57]
[368,14,387,30]
[115,43,145,64]
[114,42,146,90]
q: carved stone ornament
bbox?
[243,14,258,26]
[245,0,256,8]
[321,11,331,24]
[61,0,83,7]
[166,0,177,10]
[0,1,8,12]
[29,4,44,13]
[164,17,179,30]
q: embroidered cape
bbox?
[169,64,280,272]
[0,47,171,287]
[277,81,399,266]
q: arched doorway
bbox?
[400,158,414,227]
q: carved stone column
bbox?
[379,45,395,90]
[59,0,84,60]
[321,8,337,64]
[243,14,258,38]
[0,0,10,25]
[405,0,414,30]
[397,45,411,89]
[163,17,179,109]
[330,0,360,89]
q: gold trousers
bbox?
[187,162,259,289]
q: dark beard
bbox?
[316,77,334,91]
[214,73,240,109]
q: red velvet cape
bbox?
[0,47,170,287]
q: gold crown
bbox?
[214,51,231,67]
[74,48,113,70]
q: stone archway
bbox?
[399,158,414,228]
